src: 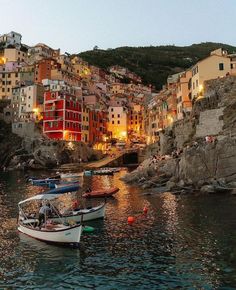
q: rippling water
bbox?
[1,169,236,289]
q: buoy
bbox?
[143,206,148,214]
[83,226,94,233]
[127,216,135,224]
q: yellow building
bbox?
[176,70,192,120]
[0,66,20,100]
[1,48,27,62]
[191,49,231,101]
[108,101,127,141]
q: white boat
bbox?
[60,172,84,179]
[18,222,82,246]
[18,193,83,246]
[51,203,106,223]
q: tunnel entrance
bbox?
[122,152,139,165]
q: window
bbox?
[117,114,120,118]
[112,121,114,124]
[112,114,114,118]
[219,63,224,71]
[117,120,120,124]
[111,108,113,112]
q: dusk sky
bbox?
[1,0,236,53]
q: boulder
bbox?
[166,181,177,190]
[200,185,215,194]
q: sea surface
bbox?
[1,169,236,289]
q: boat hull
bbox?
[61,173,83,179]
[18,223,82,245]
[52,203,106,223]
[82,187,119,198]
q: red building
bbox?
[89,109,109,144]
[43,90,82,141]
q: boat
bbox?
[51,203,106,223]
[55,183,80,189]
[60,172,84,179]
[18,193,83,246]
[84,170,93,176]
[27,175,61,182]
[103,167,121,173]
[82,187,119,198]
[44,184,80,194]
[93,169,114,175]
[31,178,60,186]
[84,169,114,176]
[49,180,79,189]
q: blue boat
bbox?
[84,170,93,176]
[44,184,80,194]
[49,180,79,189]
[31,178,60,186]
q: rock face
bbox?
[123,76,236,193]
[178,138,236,184]
[0,121,103,171]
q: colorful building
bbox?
[191,49,231,101]
[176,70,192,120]
[108,100,127,141]
[43,87,82,141]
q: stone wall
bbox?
[12,122,38,138]
[195,107,225,138]
[173,119,195,148]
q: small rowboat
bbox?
[27,175,61,182]
[18,222,82,247]
[44,184,80,194]
[49,180,79,189]
[82,187,119,198]
[51,203,106,223]
[60,172,83,179]
[84,169,114,176]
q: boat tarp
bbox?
[18,193,62,205]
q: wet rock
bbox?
[166,181,176,190]
[200,185,215,193]
[177,179,185,187]
[230,189,236,195]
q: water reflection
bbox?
[0,170,236,288]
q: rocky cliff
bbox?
[123,76,236,193]
[0,121,102,171]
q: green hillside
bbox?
[78,42,236,90]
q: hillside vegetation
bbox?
[78,42,236,90]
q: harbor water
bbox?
[1,169,236,289]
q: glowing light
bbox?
[199,84,203,92]
[0,57,6,64]
[33,108,39,114]
[121,131,127,137]
[63,130,68,140]
[68,141,75,150]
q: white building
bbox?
[12,84,44,122]
[0,31,22,48]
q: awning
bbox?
[18,193,62,205]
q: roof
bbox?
[18,193,61,205]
